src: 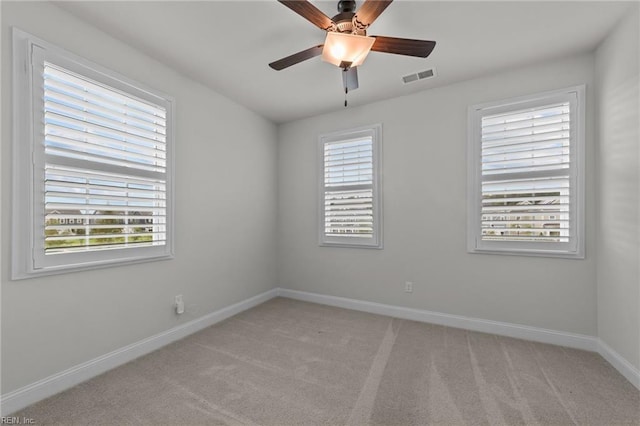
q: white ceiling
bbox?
[56,1,631,124]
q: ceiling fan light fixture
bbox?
[321,32,375,68]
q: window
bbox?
[12,29,174,279]
[319,124,382,248]
[467,86,585,258]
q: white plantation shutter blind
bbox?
[468,87,584,258]
[43,62,168,255]
[481,102,570,242]
[319,125,382,248]
[10,32,175,278]
[324,138,374,237]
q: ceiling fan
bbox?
[269,0,436,104]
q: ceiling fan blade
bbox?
[342,67,359,91]
[354,0,393,27]
[278,0,335,30]
[269,45,324,70]
[370,36,436,58]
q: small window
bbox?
[467,86,585,258]
[319,124,383,248]
[12,29,174,279]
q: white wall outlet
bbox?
[175,294,185,314]
[404,281,413,293]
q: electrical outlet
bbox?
[404,281,413,293]
[175,294,184,314]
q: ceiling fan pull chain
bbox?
[344,87,348,107]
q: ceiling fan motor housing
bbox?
[333,0,364,34]
[332,13,356,32]
[337,0,356,13]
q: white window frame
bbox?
[318,124,383,248]
[12,28,175,279]
[467,85,585,259]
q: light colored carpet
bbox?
[14,297,640,425]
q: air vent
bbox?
[417,69,434,79]
[402,68,436,84]
[402,74,419,84]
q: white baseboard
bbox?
[278,288,640,390]
[3,287,638,416]
[0,288,279,416]
[277,288,598,351]
[598,339,640,391]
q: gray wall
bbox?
[595,7,640,371]
[278,54,597,336]
[1,2,278,394]
[2,0,637,401]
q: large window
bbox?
[12,29,174,279]
[319,124,382,248]
[467,86,585,258]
